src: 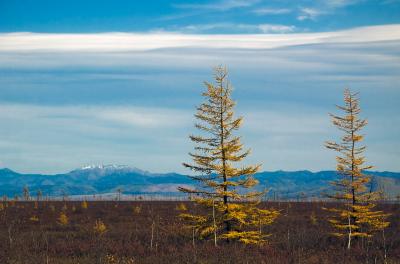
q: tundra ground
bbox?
[0,201,398,263]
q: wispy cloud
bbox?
[159,0,261,22]
[167,23,296,34]
[297,0,362,21]
[173,0,260,11]
[0,104,190,129]
[252,8,292,15]
[155,10,204,22]
[297,8,325,21]
[1,25,399,53]
[326,0,361,8]
[258,24,295,33]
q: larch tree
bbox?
[179,66,279,245]
[325,88,390,249]
[36,189,43,202]
[23,186,30,201]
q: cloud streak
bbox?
[298,8,325,21]
[1,25,399,53]
[252,8,292,15]
[165,23,296,34]
[0,104,190,129]
[173,0,260,11]
[297,0,362,20]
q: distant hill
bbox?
[0,165,399,200]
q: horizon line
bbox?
[1,166,398,175]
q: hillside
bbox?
[0,165,399,199]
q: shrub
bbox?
[30,215,39,222]
[81,200,88,209]
[93,219,107,235]
[57,212,69,226]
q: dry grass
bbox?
[0,201,398,263]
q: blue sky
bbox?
[0,0,399,174]
[1,0,400,33]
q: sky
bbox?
[0,0,399,174]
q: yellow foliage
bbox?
[93,219,107,235]
[310,211,317,225]
[176,203,187,211]
[133,205,141,214]
[179,213,207,225]
[0,203,4,211]
[105,254,135,264]
[30,215,39,222]
[57,212,69,226]
[81,200,88,209]
[325,89,390,247]
[331,232,346,237]
[105,254,117,264]
[226,207,247,224]
[179,66,279,245]
[351,232,371,238]
[199,225,216,238]
[221,231,268,245]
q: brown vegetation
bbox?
[0,201,398,263]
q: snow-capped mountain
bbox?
[75,164,144,172]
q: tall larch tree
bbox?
[179,66,279,245]
[325,88,389,249]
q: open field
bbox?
[0,201,399,264]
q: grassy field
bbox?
[0,201,398,263]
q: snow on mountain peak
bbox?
[72,164,147,175]
[80,164,130,170]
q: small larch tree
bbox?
[36,189,43,202]
[179,66,279,245]
[22,186,30,201]
[325,88,390,249]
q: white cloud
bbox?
[172,23,230,33]
[326,0,361,8]
[171,23,295,34]
[0,104,190,129]
[257,24,295,33]
[252,8,291,15]
[297,7,325,21]
[97,108,189,128]
[297,0,362,21]
[173,0,260,11]
[1,25,399,53]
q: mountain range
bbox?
[0,165,399,200]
